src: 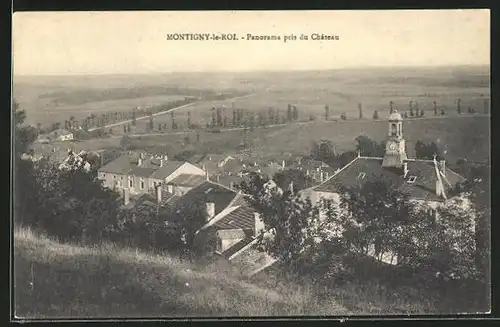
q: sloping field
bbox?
[13,228,348,318]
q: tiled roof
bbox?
[150,161,186,179]
[98,154,134,174]
[170,181,237,216]
[98,153,185,179]
[222,235,256,259]
[313,157,466,201]
[210,175,247,189]
[167,174,206,187]
[212,203,255,230]
[129,166,157,178]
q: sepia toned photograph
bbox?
[12,10,490,319]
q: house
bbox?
[34,134,51,144]
[195,192,277,276]
[97,152,206,195]
[300,110,468,265]
[196,154,240,175]
[49,129,74,141]
[58,149,92,172]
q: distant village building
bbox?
[300,110,468,265]
[58,149,92,172]
[97,152,206,195]
[49,129,74,141]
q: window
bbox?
[357,172,366,179]
[129,179,133,187]
[101,173,106,178]
[113,175,116,179]
[391,123,397,136]
[140,178,145,190]
[407,176,417,183]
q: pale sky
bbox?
[12,10,490,75]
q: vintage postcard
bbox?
[12,10,490,319]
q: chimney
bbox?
[320,171,324,183]
[216,175,220,182]
[138,156,142,166]
[253,212,265,237]
[229,181,234,189]
[282,160,285,169]
[403,162,409,178]
[206,202,215,220]
[289,181,294,193]
[156,184,162,204]
[439,160,446,176]
[160,159,164,167]
[435,179,443,197]
[123,188,130,206]
[164,155,168,161]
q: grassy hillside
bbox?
[13,228,348,318]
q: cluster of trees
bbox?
[309,136,385,169]
[415,141,443,161]
[240,170,488,285]
[14,105,209,258]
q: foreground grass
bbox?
[13,228,348,318]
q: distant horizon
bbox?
[13,63,491,78]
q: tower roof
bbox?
[388,110,403,121]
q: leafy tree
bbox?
[327,180,415,262]
[175,200,209,256]
[131,108,137,126]
[415,141,443,160]
[355,135,385,157]
[273,169,315,192]
[171,111,177,130]
[340,112,347,120]
[13,101,38,156]
[409,101,414,117]
[358,103,363,119]
[211,107,217,127]
[457,98,462,114]
[239,174,320,270]
[310,140,337,163]
[373,110,379,120]
[287,104,293,122]
[292,105,298,121]
[441,108,446,116]
[420,109,425,117]
[434,101,438,116]
[325,105,330,121]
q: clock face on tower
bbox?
[389,142,397,150]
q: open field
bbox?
[104,115,488,164]
[14,66,490,128]
[14,228,349,318]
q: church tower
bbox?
[382,109,407,168]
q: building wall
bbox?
[98,172,123,190]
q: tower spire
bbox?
[382,109,407,168]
